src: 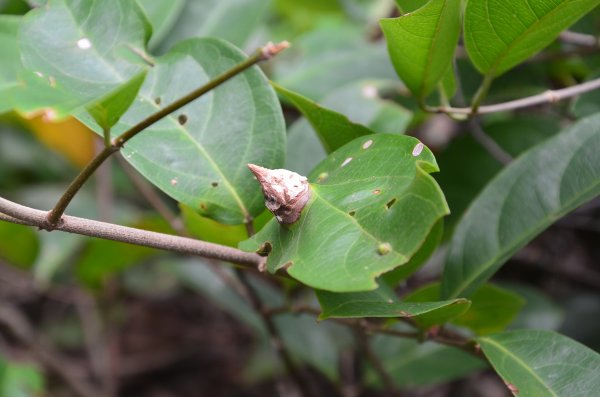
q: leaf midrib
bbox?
[479,336,559,397]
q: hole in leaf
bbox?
[178,114,188,125]
[211,181,218,187]
[154,97,162,105]
[386,198,397,209]
[257,242,272,257]
[348,210,356,217]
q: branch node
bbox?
[261,41,290,60]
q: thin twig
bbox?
[0,196,264,268]
[356,329,400,397]
[469,119,512,165]
[0,303,102,397]
[45,41,290,227]
[94,139,113,222]
[427,76,600,116]
[234,270,312,397]
[559,31,599,47]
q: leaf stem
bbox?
[470,74,494,115]
[45,41,290,228]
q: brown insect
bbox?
[247,164,311,225]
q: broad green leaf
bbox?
[286,79,411,175]
[478,330,600,396]
[368,334,486,387]
[17,0,151,117]
[273,21,397,100]
[381,0,461,99]
[464,0,600,77]
[441,114,600,299]
[79,38,286,224]
[0,222,39,269]
[273,0,344,33]
[137,0,185,49]
[0,357,44,397]
[382,219,443,286]
[240,134,449,292]
[85,71,146,130]
[176,259,353,381]
[274,82,373,153]
[406,283,524,334]
[436,116,560,233]
[316,282,469,325]
[0,15,20,113]
[157,0,269,51]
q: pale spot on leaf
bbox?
[362,84,378,98]
[362,139,373,149]
[77,38,92,49]
[412,142,424,156]
[341,157,353,167]
[170,177,178,186]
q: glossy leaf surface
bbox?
[442,115,600,298]
[240,134,449,292]
[80,38,286,224]
[479,330,600,396]
[464,0,600,77]
[381,0,461,99]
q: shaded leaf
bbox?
[479,330,600,396]
[317,282,469,326]
[274,82,373,153]
[406,283,524,334]
[0,15,20,113]
[0,222,39,269]
[240,134,449,292]
[381,0,461,99]
[368,333,486,387]
[464,0,600,77]
[504,283,564,331]
[79,38,286,224]
[137,0,185,49]
[442,114,600,298]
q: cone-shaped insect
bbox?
[247,164,311,225]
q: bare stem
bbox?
[356,330,400,397]
[0,196,264,268]
[45,41,290,228]
[428,76,600,116]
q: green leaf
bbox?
[136,0,185,49]
[368,335,486,387]
[79,38,286,224]
[316,282,469,326]
[478,330,600,396]
[240,134,449,292]
[395,0,429,13]
[285,79,411,176]
[505,283,564,331]
[273,21,397,100]
[17,0,151,117]
[464,0,600,77]
[0,222,39,269]
[0,357,44,397]
[274,82,373,153]
[406,282,524,334]
[0,15,20,113]
[382,219,443,286]
[157,0,269,50]
[381,0,461,99]
[85,71,146,131]
[441,114,600,299]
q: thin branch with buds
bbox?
[427,76,600,116]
